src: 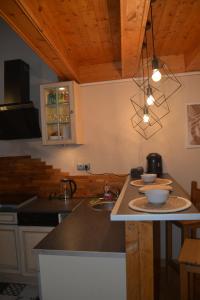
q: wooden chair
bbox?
[178,238,200,300]
[166,181,200,271]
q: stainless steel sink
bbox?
[90,201,115,211]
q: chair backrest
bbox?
[191,181,200,208]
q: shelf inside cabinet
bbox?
[49,136,62,141]
[46,102,70,107]
[47,121,70,125]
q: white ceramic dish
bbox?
[128,196,192,213]
[130,178,172,187]
[145,189,169,204]
[139,184,173,193]
[141,173,157,183]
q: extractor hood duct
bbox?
[0,59,41,140]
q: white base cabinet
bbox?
[0,225,21,273]
[0,214,54,277]
[19,226,54,276]
[38,253,126,300]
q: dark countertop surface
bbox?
[35,198,125,254]
[17,197,84,214]
[0,193,37,212]
[0,193,125,253]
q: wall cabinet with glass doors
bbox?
[40,81,83,145]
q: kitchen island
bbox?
[34,198,126,300]
[111,175,200,300]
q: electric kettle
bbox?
[60,178,77,201]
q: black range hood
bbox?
[0,59,41,140]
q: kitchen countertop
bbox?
[17,197,84,214]
[34,198,125,256]
[0,193,37,212]
[111,175,200,221]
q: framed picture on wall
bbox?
[186,103,200,148]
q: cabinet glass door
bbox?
[44,85,71,141]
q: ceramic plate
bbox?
[128,196,191,213]
[130,178,172,187]
[139,184,173,193]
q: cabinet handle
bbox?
[70,110,74,114]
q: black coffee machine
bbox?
[146,153,163,176]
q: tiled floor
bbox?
[1,268,200,300]
[0,283,39,300]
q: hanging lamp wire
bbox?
[130,0,179,140]
[130,41,164,140]
[131,0,182,104]
[150,1,159,66]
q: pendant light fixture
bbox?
[150,1,162,83]
[130,0,182,140]
[132,0,182,105]
[152,57,161,82]
[144,33,156,107]
[146,86,155,106]
[130,43,165,140]
[143,106,150,123]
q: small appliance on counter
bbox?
[146,153,163,176]
[49,178,77,204]
[60,178,77,201]
[130,166,144,179]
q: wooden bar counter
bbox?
[111,175,200,300]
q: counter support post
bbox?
[125,221,154,300]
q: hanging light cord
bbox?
[150,2,156,57]
[145,30,150,86]
[141,46,145,87]
[141,43,146,106]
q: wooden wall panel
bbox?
[0,156,126,198]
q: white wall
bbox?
[0,18,200,194]
[17,74,200,194]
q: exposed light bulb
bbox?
[143,113,150,123]
[146,86,155,106]
[152,68,162,82]
[143,106,150,123]
[146,94,155,106]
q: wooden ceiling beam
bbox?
[78,62,121,83]
[16,0,80,82]
[184,44,200,71]
[0,0,80,82]
[120,0,150,79]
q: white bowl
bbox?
[145,189,169,204]
[141,173,157,183]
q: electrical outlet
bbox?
[84,163,90,171]
[77,163,91,171]
[77,164,84,171]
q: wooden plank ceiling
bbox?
[0,0,200,83]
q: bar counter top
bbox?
[111,175,200,221]
[34,198,125,256]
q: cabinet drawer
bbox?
[0,213,17,224]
